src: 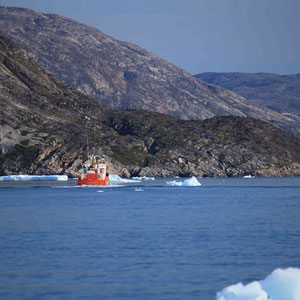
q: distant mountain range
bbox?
[1,32,300,177]
[0,6,299,137]
[194,72,300,121]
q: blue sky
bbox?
[0,0,299,75]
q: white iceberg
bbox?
[167,176,201,187]
[109,174,140,183]
[262,268,300,300]
[167,180,182,187]
[216,267,300,300]
[0,175,68,181]
[216,281,268,300]
[132,176,155,181]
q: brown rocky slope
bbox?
[0,6,299,137]
[1,32,300,177]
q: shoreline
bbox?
[1,177,300,188]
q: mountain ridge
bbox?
[194,72,300,122]
[0,6,299,137]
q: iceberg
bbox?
[216,267,300,300]
[216,281,268,300]
[0,175,68,181]
[109,174,140,183]
[167,176,201,187]
[132,176,155,181]
[167,180,182,186]
[262,268,300,300]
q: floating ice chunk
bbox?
[109,174,140,183]
[261,268,300,300]
[0,175,68,181]
[109,174,122,182]
[132,176,155,181]
[167,176,201,187]
[182,177,201,186]
[216,267,300,300]
[167,180,182,186]
[216,281,268,300]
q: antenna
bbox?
[86,127,89,159]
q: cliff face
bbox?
[0,6,299,137]
[1,32,300,178]
[195,72,300,122]
[104,111,300,177]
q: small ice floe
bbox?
[0,175,68,181]
[135,188,144,192]
[132,176,155,181]
[243,175,255,178]
[109,174,139,183]
[167,176,201,187]
[216,267,300,300]
[167,180,182,187]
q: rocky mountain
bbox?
[0,6,299,137]
[1,32,300,177]
[194,72,300,122]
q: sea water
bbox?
[0,178,299,299]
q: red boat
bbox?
[78,155,109,186]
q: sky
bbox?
[0,0,299,75]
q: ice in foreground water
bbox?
[216,267,300,300]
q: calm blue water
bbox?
[0,178,300,299]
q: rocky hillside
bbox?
[0,6,299,137]
[1,32,300,177]
[195,72,300,122]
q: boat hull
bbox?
[78,174,109,186]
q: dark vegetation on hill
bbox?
[0,6,299,137]
[1,32,300,177]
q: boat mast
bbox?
[86,126,89,160]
